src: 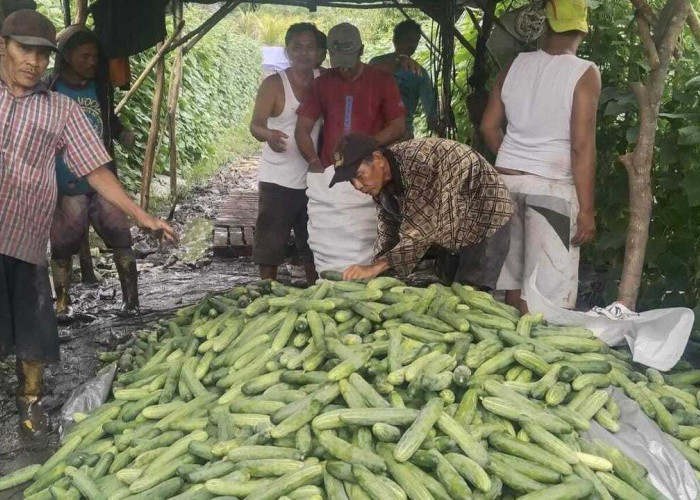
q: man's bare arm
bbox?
[374,116,406,146]
[570,65,602,246]
[295,115,322,170]
[86,166,177,242]
[250,76,288,152]
[480,68,509,155]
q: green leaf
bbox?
[682,171,700,207]
[678,125,700,146]
[686,75,700,91]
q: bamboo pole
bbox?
[168,1,184,197]
[114,21,185,115]
[140,42,167,210]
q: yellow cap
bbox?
[545,0,589,34]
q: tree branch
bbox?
[687,6,700,46]
[635,14,660,70]
[630,0,659,26]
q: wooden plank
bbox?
[213,227,229,248]
[214,190,259,229]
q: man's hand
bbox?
[571,210,596,246]
[308,158,324,173]
[118,129,136,148]
[266,130,288,153]
[137,214,178,245]
[343,259,390,281]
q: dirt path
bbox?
[0,158,281,479]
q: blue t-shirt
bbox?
[370,54,436,135]
[55,80,103,195]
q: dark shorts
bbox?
[0,254,59,362]
[253,182,313,266]
[435,221,512,291]
[50,192,133,259]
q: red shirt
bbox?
[297,64,405,167]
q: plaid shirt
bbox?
[375,138,514,276]
[0,80,111,266]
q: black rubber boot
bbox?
[16,359,50,437]
[50,258,73,322]
[114,248,140,316]
[79,232,99,284]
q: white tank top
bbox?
[496,50,595,180]
[259,69,321,190]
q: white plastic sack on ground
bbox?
[306,168,378,273]
[524,267,695,371]
[59,362,116,440]
[584,388,699,500]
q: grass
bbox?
[146,113,261,215]
[187,114,261,186]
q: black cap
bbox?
[329,133,379,188]
[0,9,57,50]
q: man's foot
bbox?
[587,301,639,320]
[117,302,140,317]
[17,395,50,437]
[115,249,140,318]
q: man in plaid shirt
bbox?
[330,134,513,283]
[0,10,176,435]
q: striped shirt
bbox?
[375,138,514,277]
[0,79,111,266]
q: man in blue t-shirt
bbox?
[49,26,141,318]
[370,20,439,140]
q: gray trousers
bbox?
[435,221,512,291]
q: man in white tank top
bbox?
[481,0,601,313]
[249,23,322,285]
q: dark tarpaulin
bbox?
[90,0,168,58]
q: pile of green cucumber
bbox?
[4,272,700,500]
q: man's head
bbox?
[327,23,363,80]
[0,10,56,91]
[393,20,421,57]
[315,29,327,68]
[58,26,100,81]
[285,22,318,72]
[330,134,391,196]
[545,0,588,38]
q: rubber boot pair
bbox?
[51,248,140,318]
[16,359,50,437]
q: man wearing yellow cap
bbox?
[481,0,601,313]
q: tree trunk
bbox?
[618,0,691,308]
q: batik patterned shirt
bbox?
[375,138,514,276]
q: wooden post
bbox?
[140,42,167,210]
[617,0,691,309]
[167,1,184,197]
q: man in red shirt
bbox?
[295,22,405,273]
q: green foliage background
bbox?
[36,1,262,193]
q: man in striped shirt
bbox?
[0,10,176,435]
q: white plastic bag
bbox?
[524,268,694,371]
[584,388,699,500]
[306,168,377,273]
